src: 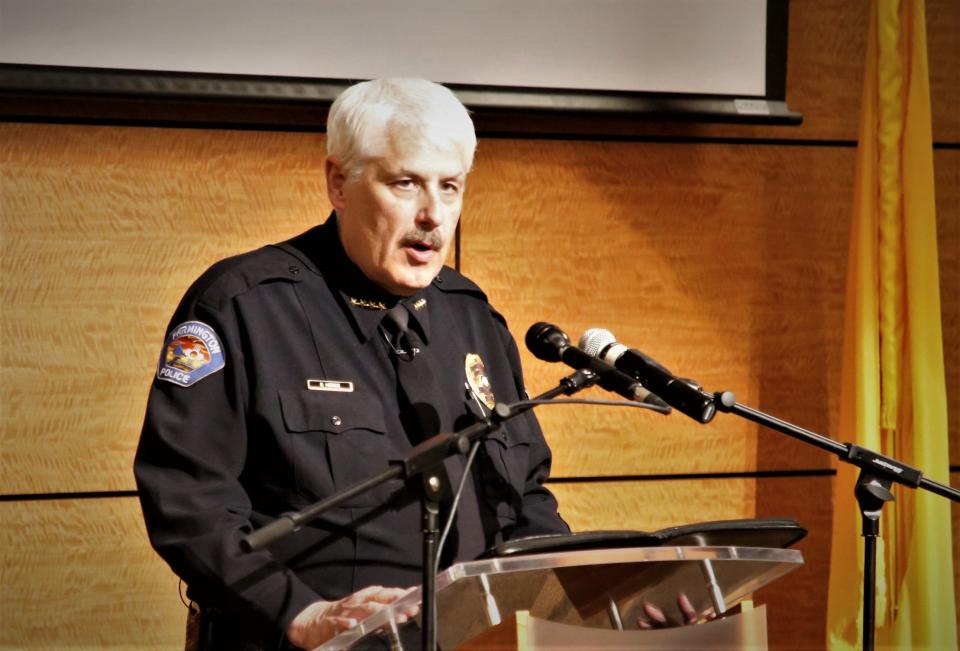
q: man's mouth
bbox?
[401,236,442,265]
[401,233,443,263]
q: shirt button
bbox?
[331,416,342,426]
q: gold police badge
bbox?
[465,353,496,410]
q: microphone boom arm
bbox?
[711,388,958,651]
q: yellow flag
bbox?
[826,1,956,649]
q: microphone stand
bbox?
[708,390,960,651]
[241,369,599,651]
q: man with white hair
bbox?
[135,78,568,650]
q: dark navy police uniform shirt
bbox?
[134,214,568,645]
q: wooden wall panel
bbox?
[938,150,960,466]
[754,476,833,651]
[463,139,853,477]
[927,0,960,143]
[0,497,184,649]
[549,479,755,532]
[0,124,330,494]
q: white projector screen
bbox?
[0,0,770,97]
[0,0,798,123]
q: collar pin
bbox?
[349,297,387,311]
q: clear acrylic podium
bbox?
[315,544,803,650]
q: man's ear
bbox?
[325,156,347,209]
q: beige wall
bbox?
[1,1,957,648]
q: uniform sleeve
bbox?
[496,321,571,538]
[134,288,319,645]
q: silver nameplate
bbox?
[306,379,355,392]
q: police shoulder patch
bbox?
[157,320,226,387]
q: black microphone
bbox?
[525,322,670,412]
[579,328,716,424]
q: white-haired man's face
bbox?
[327,134,467,296]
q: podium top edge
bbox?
[444,544,803,585]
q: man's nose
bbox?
[416,186,443,228]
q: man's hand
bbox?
[637,593,701,629]
[286,585,418,649]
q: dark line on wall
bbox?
[0,490,139,502]
[1,467,948,505]
[0,469,839,500]
[3,115,958,150]
[547,469,837,484]
[0,114,328,133]
[483,133,959,149]
[0,468,951,501]
[0,116,852,146]
[480,132,860,148]
[0,116,852,147]
[0,64,802,123]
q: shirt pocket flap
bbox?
[278,389,386,435]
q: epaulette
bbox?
[190,245,305,312]
[432,266,489,301]
[433,266,512,329]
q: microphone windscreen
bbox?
[578,328,617,359]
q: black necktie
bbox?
[381,302,484,565]
[382,303,439,441]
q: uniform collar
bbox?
[285,213,434,344]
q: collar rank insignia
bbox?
[412,298,427,311]
[157,320,225,387]
[349,297,387,311]
[465,353,496,410]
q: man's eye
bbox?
[442,182,461,194]
[394,179,416,190]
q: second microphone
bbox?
[525,322,671,413]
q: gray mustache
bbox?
[402,230,443,250]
